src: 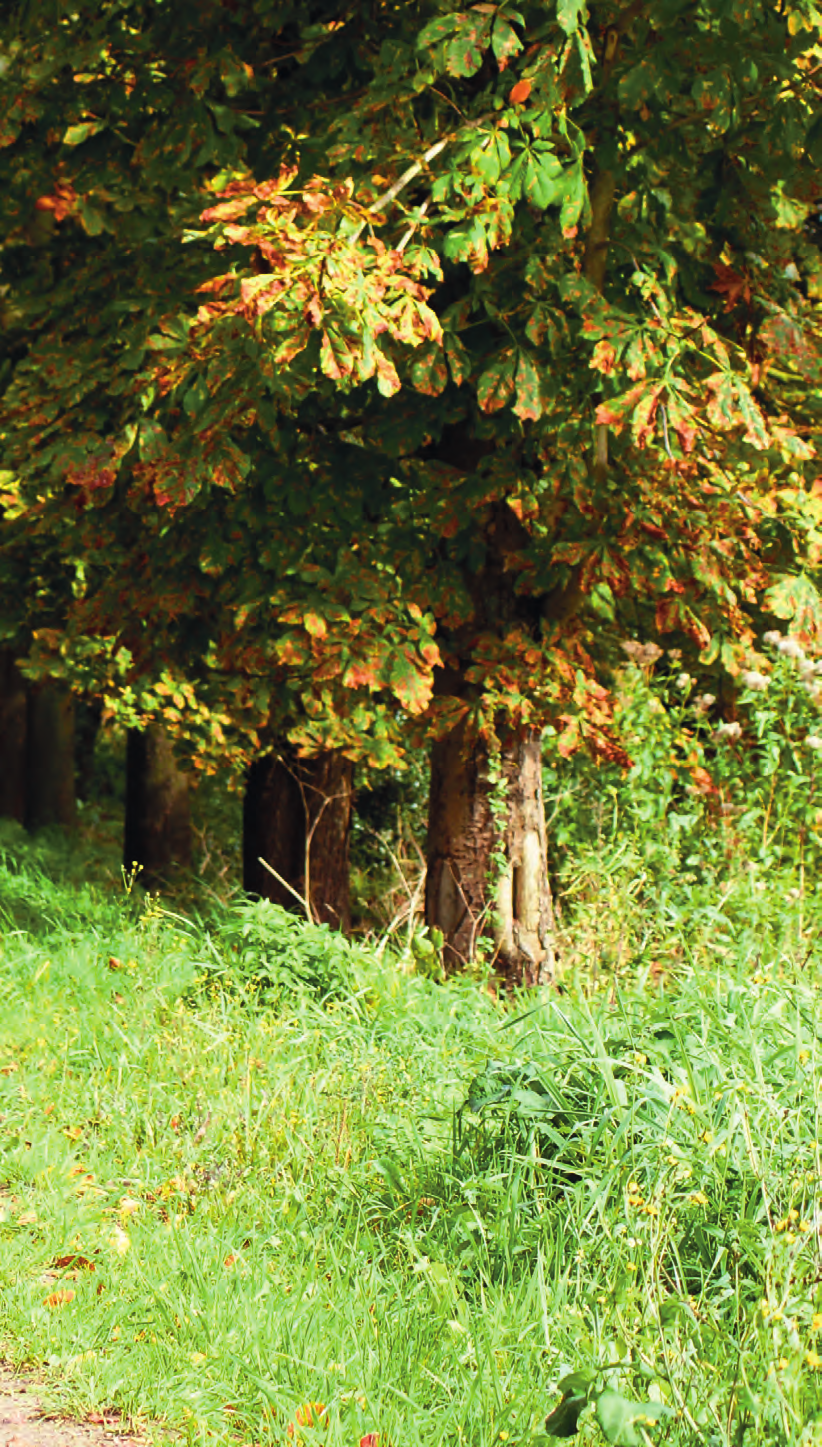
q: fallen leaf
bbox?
[45,1289,76,1308]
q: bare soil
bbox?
[0,1370,143,1447]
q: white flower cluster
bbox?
[757,629,822,705]
[620,639,664,667]
[716,720,742,741]
[739,669,769,692]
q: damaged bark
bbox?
[426,719,556,986]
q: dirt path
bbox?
[0,1370,142,1447]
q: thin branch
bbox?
[257,855,313,917]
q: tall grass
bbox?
[1,815,821,1447]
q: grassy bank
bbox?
[1,825,821,1447]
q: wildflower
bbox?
[716,720,742,740]
[740,669,769,691]
[807,1350,821,1370]
[806,735,822,750]
[676,672,692,690]
[688,1191,709,1207]
[777,636,806,662]
[621,639,663,667]
[694,692,716,712]
[762,630,782,646]
[812,1314,822,1331]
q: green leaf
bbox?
[556,0,586,35]
[558,159,586,229]
[491,16,523,63]
[595,1390,670,1446]
[477,350,516,412]
[411,344,448,396]
[512,351,543,421]
[416,13,462,48]
[62,120,105,146]
[524,148,563,207]
[445,15,493,77]
[545,1381,590,1439]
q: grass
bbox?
[1,823,822,1447]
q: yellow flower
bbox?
[811,1314,822,1332]
[807,1350,821,1370]
[688,1191,709,1207]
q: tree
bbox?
[3,0,822,978]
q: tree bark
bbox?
[124,726,191,887]
[25,681,76,830]
[243,747,353,932]
[426,721,556,986]
[0,651,27,822]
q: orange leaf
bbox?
[509,78,531,103]
[45,1289,75,1308]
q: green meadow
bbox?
[1,805,821,1447]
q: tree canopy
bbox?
[2,0,822,967]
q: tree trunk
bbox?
[25,681,76,830]
[0,651,27,822]
[74,697,103,803]
[124,726,191,887]
[425,722,556,986]
[243,748,353,932]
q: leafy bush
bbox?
[212,896,364,1002]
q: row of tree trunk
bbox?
[0,652,555,984]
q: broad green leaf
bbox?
[558,159,586,229]
[411,344,448,396]
[545,1391,589,1438]
[477,350,516,412]
[618,58,658,109]
[595,1390,670,1447]
[556,0,586,34]
[416,13,462,47]
[445,334,472,386]
[491,15,523,63]
[445,14,493,76]
[512,351,543,421]
[524,150,562,208]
